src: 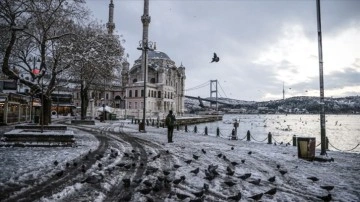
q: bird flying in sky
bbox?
[211,52,220,63]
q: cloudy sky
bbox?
[86,0,360,101]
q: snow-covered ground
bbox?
[0,120,359,201]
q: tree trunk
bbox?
[41,95,52,125]
[80,81,89,120]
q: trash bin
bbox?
[139,122,145,131]
[34,115,40,124]
[297,137,316,160]
[110,114,117,120]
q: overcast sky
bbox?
[86,0,360,101]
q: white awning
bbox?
[97,105,114,113]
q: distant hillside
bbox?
[185,96,360,114]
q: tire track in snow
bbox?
[4,128,108,202]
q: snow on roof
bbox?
[137,50,171,60]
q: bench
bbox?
[1,134,75,147]
[15,125,67,130]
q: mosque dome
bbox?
[137,50,171,60]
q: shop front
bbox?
[0,93,31,125]
[51,93,75,116]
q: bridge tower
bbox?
[210,80,218,111]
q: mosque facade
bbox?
[122,50,186,118]
[80,0,186,119]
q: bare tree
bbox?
[67,22,124,120]
[1,0,87,125]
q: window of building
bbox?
[133,79,137,83]
[135,90,138,97]
[150,78,155,83]
[106,93,109,100]
[99,93,101,99]
[135,102,138,109]
[129,90,132,97]
[128,102,132,109]
[141,90,144,97]
[158,91,161,98]
[164,92,167,98]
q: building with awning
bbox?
[0,92,31,125]
[51,93,76,116]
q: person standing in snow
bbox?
[165,110,176,143]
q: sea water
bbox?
[186,114,360,153]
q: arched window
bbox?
[114,96,121,108]
[150,78,155,83]
[133,78,137,83]
[135,90,138,97]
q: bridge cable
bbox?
[217,81,228,98]
[185,81,210,91]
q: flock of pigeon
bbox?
[50,135,335,201]
[49,144,334,202]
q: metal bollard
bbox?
[216,127,220,137]
[185,125,188,132]
[247,130,251,141]
[293,135,297,146]
[194,126,197,133]
[268,132,272,144]
[325,136,329,150]
[205,126,208,135]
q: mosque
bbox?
[79,0,186,119]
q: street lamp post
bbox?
[40,71,44,133]
[29,58,43,133]
[101,98,105,122]
[123,96,126,120]
[28,57,40,123]
[89,98,94,120]
[137,0,152,132]
[57,84,59,118]
[137,40,153,132]
[316,0,327,155]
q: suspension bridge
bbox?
[185,80,232,108]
